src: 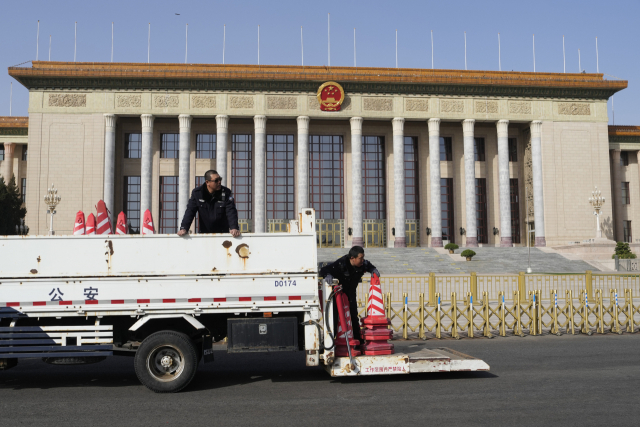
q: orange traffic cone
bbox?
[116,212,127,235]
[73,211,86,235]
[86,214,96,235]
[141,209,155,235]
[95,200,112,235]
[360,274,394,355]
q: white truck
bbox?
[0,209,488,392]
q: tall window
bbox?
[508,138,518,162]
[123,176,141,234]
[475,178,488,244]
[196,134,216,159]
[510,179,521,244]
[362,136,386,219]
[441,178,454,242]
[439,137,452,161]
[624,221,632,243]
[160,134,179,159]
[621,151,629,167]
[309,135,343,219]
[0,144,4,161]
[195,176,205,233]
[21,145,28,161]
[21,178,26,203]
[622,182,630,205]
[474,138,485,162]
[404,137,419,219]
[125,133,142,159]
[159,176,179,233]
[267,135,294,219]
[232,135,252,219]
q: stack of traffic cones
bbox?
[141,209,155,235]
[360,274,394,355]
[73,211,86,235]
[116,212,127,235]
[334,291,362,357]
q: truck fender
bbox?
[129,314,206,332]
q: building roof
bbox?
[8,61,627,100]
[609,125,640,143]
[0,117,28,136]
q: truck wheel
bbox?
[134,331,198,393]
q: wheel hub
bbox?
[160,355,173,369]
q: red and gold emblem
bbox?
[317,81,345,111]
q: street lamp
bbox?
[588,186,605,239]
[43,183,61,235]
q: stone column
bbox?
[612,149,623,242]
[530,120,546,246]
[140,114,155,219]
[296,116,310,210]
[178,114,192,228]
[350,117,364,247]
[392,117,406,247]
[497,120,512,247]
[462,119,478,247]
[1,142,16,183]
[103,114,117,217]
[215,115,229,182]
[254,115,267,233]
[428,118,443,247]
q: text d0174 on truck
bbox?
[0,209,488,392]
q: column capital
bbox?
[462,119,475,136]
[141,114,155,132]
[496,119,509,138]
[104,114,117,132]
[254,115,267,133]
[392,117,405,135]
[350,117,363,133]
[530,120,542,138]
[428,118,441,136]
[216,114,229,130]
[178,114,192,131]
[297,116,310,132]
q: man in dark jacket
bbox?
[178,170,240,237]
[319,246,380,341]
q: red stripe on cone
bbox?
[116,212,127,235]
[95,200,112,235]
[73,211,86,235]
[85,213,96,235]
[142,209,155,235]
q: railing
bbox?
[405,219,419,247]
[316,219,344,248]
[363,219,386,248]
[237,219,253,233]
[267,219,291,233]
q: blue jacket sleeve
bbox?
[225,189,240,231]
[180,189,199,231]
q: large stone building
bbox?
[0,61,632,248]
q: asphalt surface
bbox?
[1,334,639,426]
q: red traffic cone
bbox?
[116,212,127,235]
[86,214,96,235]
[73,211,86,235]
[360,274,394,355]
[95,200,112,235]
[334,291,361,357]
[142,209,155,235]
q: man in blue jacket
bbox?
[178,170,240,237]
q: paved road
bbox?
[318,247,598,274]
[1,334,639,426]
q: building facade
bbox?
[2,61,629,247]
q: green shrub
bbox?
[445,243,459,251]
[612,242,637,259]
[461,249,476,259]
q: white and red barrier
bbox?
[73,211,86,235]
[95,200,112,235]
[116,212,127,235]
[86,214,96,235]
[142,209,155,235]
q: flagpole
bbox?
[431,30,434,69]
[49,35,51,61]
[147,23,150,63]
[596,37,599,73]
[258,25,260,66]
[36,20,40,61]
[301,26,304,67]
[9,82,12,117]
[578,48,581,72]
[498,33,501,71]
[223,25,226,65]
[533,34,536,72]
[395,29,398,68]
[185,24,188,64]
[328,13,330,67]
[464,31,467,70]
[111,23,114,62]
[563,35,566,73]
[354,28,356,68]
[74,22,77,62]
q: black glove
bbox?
[371,269,380,278]
[325,274,334,284]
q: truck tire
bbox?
[134,330,198,393]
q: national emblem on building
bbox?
[317,81,345,111]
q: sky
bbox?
[0,0,638,124]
